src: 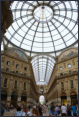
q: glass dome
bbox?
[4,1,78,54]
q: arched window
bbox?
[40,86,44,93]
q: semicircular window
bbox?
[4,1,78,54]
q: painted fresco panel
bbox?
[6,49,28,61]
[58,48,78,61]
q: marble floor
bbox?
[3,108,49,116]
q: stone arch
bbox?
[11,91,18,100]
[61,92,66,96]
[70,91,77,96]
[39,95,45,104]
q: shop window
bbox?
[6,68,9,71]
[7,61,10,65]
[61,82,64,90]
[60,67,62,71]
[24,67,27,71]
[68,64,71,68]
[4,78,7,87]
[70,80,74,88]
[69,70,72,74]
[16,64,19,68]
[24,82,26,90]
[14,81,17,89]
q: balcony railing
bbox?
[1,68,30,78]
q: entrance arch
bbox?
[11,91,18,107]
[21,92,27,105]
[70,91,77,105]
[1,90,7,100]
[1,90,7,105]
[61,92,67,106]
[39,95,45,104]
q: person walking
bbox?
[67,105,71,116]
[32,107,40,116]
[14,106,22,116]
[61,104,67,116]
[49,105,58,116]
[1,103,5,116]
[55,105,59,115]
[71,103,77,116]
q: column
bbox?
[17,80,22,106]
[67,97,71,105]
[57,81,61,106]
[27,81,31,106]
[6,76,13,105]
[6,96,11,105]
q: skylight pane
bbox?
[66,38,76,46]
[23,39,32,46]
[11,38,20,46]
[71,1,77,9]
[33,42,42,47]
[15,11,20,19]
[5,32,11,39]
[8,26,15,34]
[55,44,65,51]
[21,44,31,50]
[14,33,22,41]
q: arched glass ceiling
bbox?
[31,55,55,85]
[4,1,78,55]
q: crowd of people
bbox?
[1,103,78,116]
[48,104,78,116]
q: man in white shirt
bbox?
[61,104,67,116]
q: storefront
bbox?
[70,91,78,106]
[11,91,18,107]
[1,90,7,107]
[61,93,67,106]
[21,93,27,105]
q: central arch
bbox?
[39,95,45,104]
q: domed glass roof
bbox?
[4,1,78,54]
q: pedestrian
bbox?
[61,104,67,116]
[32,107,40,116]
[67,105,71,116]
[8,105,10,112]
[1,103,5,116]
[49,105,58,116]
[14,106,22,116]
[71,103,77,116]
[6,105,8,112]
[55,105,59,115]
